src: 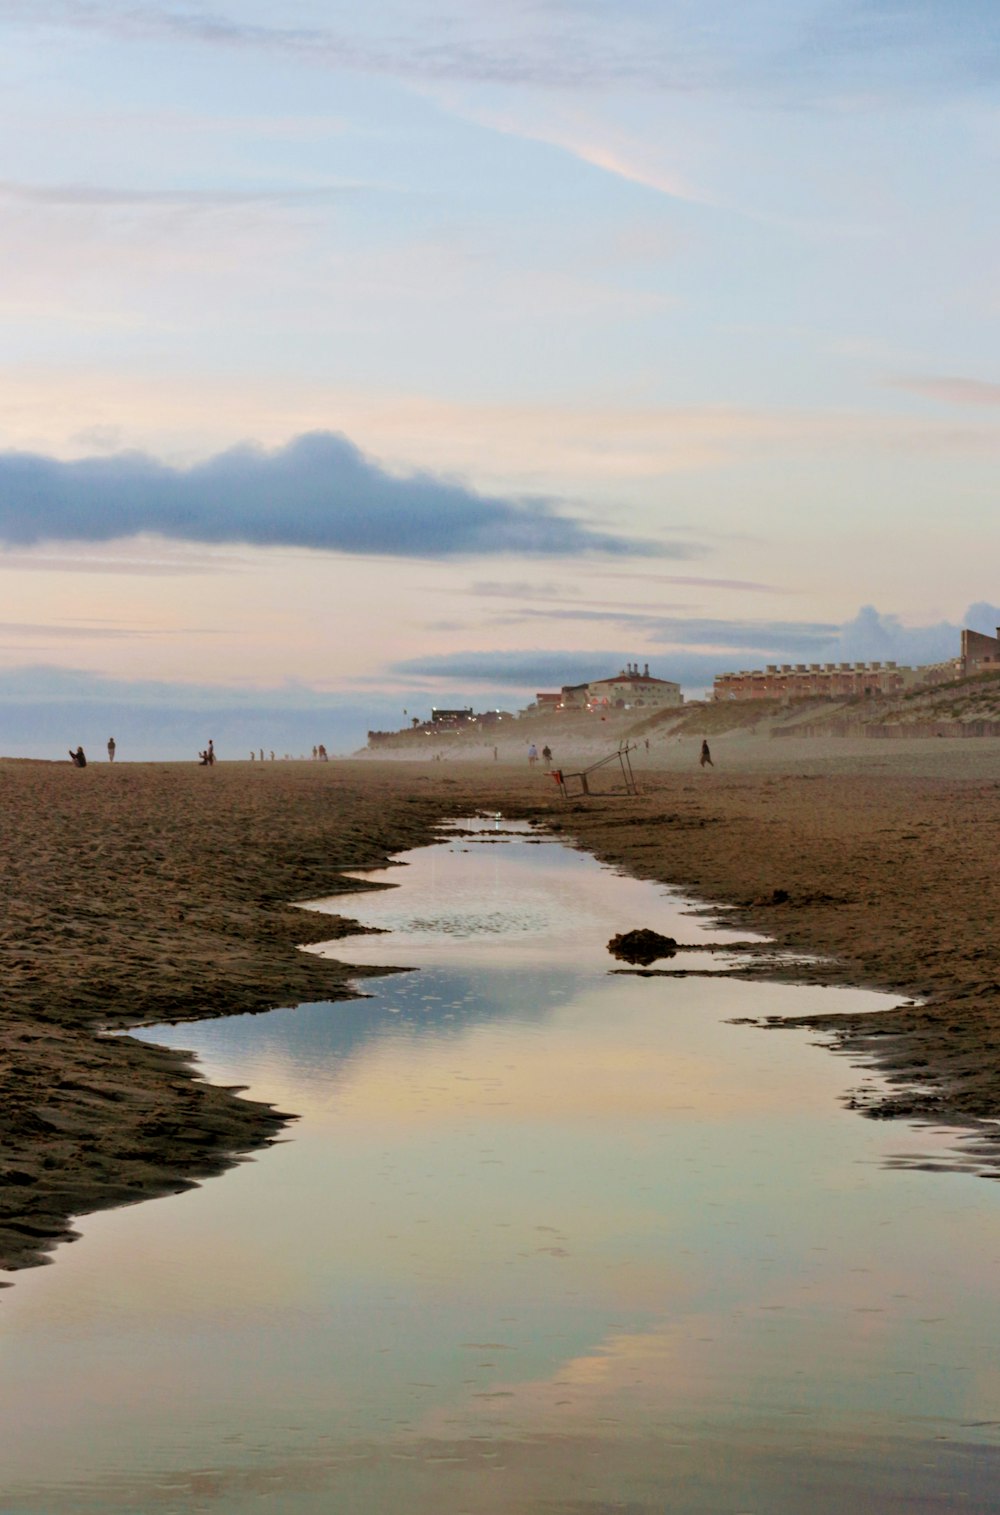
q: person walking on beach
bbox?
[207,739,215,766]
[700,739,714,768]
[107,736,116,763]
[542,745,552,764]
[528,743,538,765]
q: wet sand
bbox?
[2,739,999,1271]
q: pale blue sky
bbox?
[0,1,998,753]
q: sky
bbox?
[1,0,1000,756]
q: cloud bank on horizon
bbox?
[0,433,667,558]
[391,604,1000,691]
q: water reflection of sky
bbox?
[3,821,1000,1512]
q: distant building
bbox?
[558,683,591,711]
[585,663,682,711]
[430,707,474,727]
[713,623,1000,704]
[524,665,682,715]
[961,626,1000,678]
[712,661,921,702]
[367,706,512,748]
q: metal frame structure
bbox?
[550,741,639,799]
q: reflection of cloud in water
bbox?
[135,963,583,1093]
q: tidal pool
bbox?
[2,818,1000,1513]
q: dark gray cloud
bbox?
[0,432,665,558]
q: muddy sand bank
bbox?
[2,742,998,1272]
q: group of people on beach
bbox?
[69,733,717,769]
[525,738,714,769]
[68,737,117,767]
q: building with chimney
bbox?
[582,663,682,711]
[527,665,682,715]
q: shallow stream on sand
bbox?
[3,818,1000,1513]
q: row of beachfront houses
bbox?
[712,626,1000,702]
[713,660,937,701]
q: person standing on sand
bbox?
[107,737,116,763]
[700,740,714,768]
[207,739,215,766]
[528,743,538,765]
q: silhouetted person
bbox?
[700,740,714,768]
[107,737,116,763]
[207,739,215,766]
[542,745,552,763]
[69,746,87,768]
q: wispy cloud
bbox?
[435,93,707,203]
[9,0,995,102]
[597,571,783,593]
[0,1,684,91]
[0,543,231,575]
[510,609,841,651]
[889,373,1000,407]
[0,432,670,558]
[0,618,203,638]
[0,180,365,210]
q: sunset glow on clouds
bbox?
[1,0,999,752]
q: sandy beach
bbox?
[2,736,999,1273]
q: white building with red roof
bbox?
[584,663,682,711]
